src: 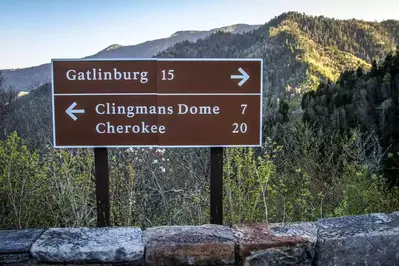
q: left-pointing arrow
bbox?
[66,102,85,121]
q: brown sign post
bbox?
[51,58,263,226]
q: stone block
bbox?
[0,229,44,264]
[315,212,399,266]
[30,227,144,264]
[144,224,236,266]
[234,222,317,266]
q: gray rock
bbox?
[234,223,317,266]
[0,253,31,264]
[315,212,399,266]
[1,261,141,265]
[0,229,44,263]
[30,227,144,264]
[272,222,318,242]
[244,246,312,266]
[144,224,236,266]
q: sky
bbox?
[1,0,399,69]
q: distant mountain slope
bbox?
[89,24,260,59]
[2,63,51,92]
[1,24,260,92]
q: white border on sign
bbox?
[51,60,56,148]
[54,144,263,148]
[260,57,264,148]
[51,58,264,149]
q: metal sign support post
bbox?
[94,148,110,227]
[210,147,223,225]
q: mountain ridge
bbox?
[1,23,260,92]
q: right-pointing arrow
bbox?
[230,67,250,87]
[66,102,85,121]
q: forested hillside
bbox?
[0,83,52,148]
[302,50,399,186]
[158,12,399,109]
[1,12,399,230]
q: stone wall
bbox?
[1,212,399,266]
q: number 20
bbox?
[232,123,247,133]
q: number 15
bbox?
[161,69,175,80]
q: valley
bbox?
[1,11,399,230]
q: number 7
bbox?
[241,104,247,114]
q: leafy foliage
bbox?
[0,132,46,228]
[2,127,398,229]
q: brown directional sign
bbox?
[51,58,263,148]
